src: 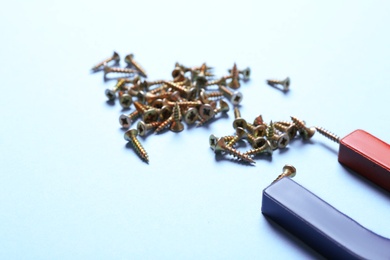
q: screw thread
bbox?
[155,117,174,133]
[127,56,147,77]
[133,101,147,114]
[290,116,305,130]
[275,120,293,126]
[105,67,137,75]
[244,145,269,156]
[172,102,182,122]
[267,121,275,139]
[206,91,224,99]
[164,81,188,93]
[92,52,119,71]
[226,135,240,147]
[130,134,149,162]
[128,110,140,120]
[315,126,340,143]
[274,122,288,132]
[222,144,255,164]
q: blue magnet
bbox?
[262,177,390,259]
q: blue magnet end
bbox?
[262,178,390,259]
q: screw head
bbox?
[137,121,147,136]
[219,100,230,113]
[252,137,266,149]
[233,118,247,129]
[124,53,134,64]
[143,109,159,123]
[252,125,267,137]
[199,104,215,120]
[184,107,198,124]
[214,137,227,153]
[105,89,116,100]
[230,91,243,105]
[124,128,138,141]
[119,93,133,108]
[112,51,120,62]
[282,77,290,91]
[170,121,184,132]
[119,114,132,128]
[282,164,296,178]
[160,106,172,121]
[242,67,251,81]
[277,133,290,149]
[209,134,218,150]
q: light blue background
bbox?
[1,1,389,259]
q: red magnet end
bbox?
[338,129,390,192]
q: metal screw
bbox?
[104,66,137,77]
[184,107,199,125]
[118,91,133,108]
[119,110,140,128]
[133,101,159,123]
[291,116,316,140]
[246,123,267,137]
[124,129,149,162]
[266,77,290,92]
[315,126,340,143]
[124,54,148,78]
[105,78,127,100]
[209,134,235,151]
[137,121,161,136]
[274,122,298,140]
[170,102,184,132]
[199,89,224,104]
[228,63,240,89]
[213,137,255,164]
[226,127,247,147]
[219,85,243,105]
[91,51,120,71]
[232,107,247,129]
[271,165,296,184]
[243,140,273,156]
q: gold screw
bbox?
[214,137,255,164]
[232,107,247,129]
[219,85,243,105]
[291,116,316,140]
[209,134,235,151]
[91,51,120,71]
[119,110,140,128]
[266,77,290,92]
[184,107,198,125]
[226,127,247,147]
[104,66,137,77]
[105,78,128,101]
[137,121,161,136]
[124,129,149,162]
[124,54,148,78]
[118,91,133,108]
[243,140,273,156]
[133,101,159,123]
[315,126,340,143]
[170,102,184,132]
[228,63,240,89]
[274,122,298,140]
[272,165,296,184]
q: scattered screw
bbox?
[124,129,149,162]
[266,77,290,92]
[271,165,296,184]
[219,85,243,105]
[291,116,316,140]
[124,54,148,78]
[91,51,120,71]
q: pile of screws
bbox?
[91,51,251,163]
[91,51,318,164]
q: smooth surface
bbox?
[339,129,390,192]
[262,178,390,259]
[1,1,390,259]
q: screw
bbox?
[124,54,148,78]
[209,134,235,151]
[105,78,128,100]
[315,126,340,143]
[214,137,255,164]
[219,85,243,105]
[274,122,298,140]
[154,116,174,134]
[266,121,278,150]
[226,127,247,147]
[266,77,290,92]
[163,81,196,100]
[124,129,149,162]
[232,107,247,129]
[184,107,199,124]
[246,123,267,137]
[118,91,133,108]
[196,99,229,127]
[227,63,240,89]
[133,101,159,123]
[104,66,137,77]
[290,116,316,140]
[228,66,251,81]
[271,165,296,184]
[243,140,273,156]
[170,102,184,132]
[91,51,120,71]
[119,110,140,128]
[137,121,161,136]
[205,77,228,87]
[253,114,265,126]
[199,89,224,104]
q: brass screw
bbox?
[315,126,340,143]
[91,51,120,71]
[105,78,127,101]
[104,66,137,77]
[228,63,240,89]
[246,123,267,137]
[243,140,273,156]
[274,122,298,140]
[196,100,229,127]
[219,85,243,105]
[137,121,161,136]
[272,165,296,184]
[170,102,184,132]
[226,127,247,147]
[205,77,227,87]
[232,107,247,129]
[213,137,255,164]
[124,129,149,162]
[291,116,316,140]
[133,101,159,123]
[124,54,148,78]
[118,91,133,108]
[266,77,290,92]
[209,134,235,151]
[253,114,264,126]
[163,81,196,100]
[119,110,140,128]
[199,89,224,104]
[228,66,251,81]
[184,107,199,125]
[154,116,174,134]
